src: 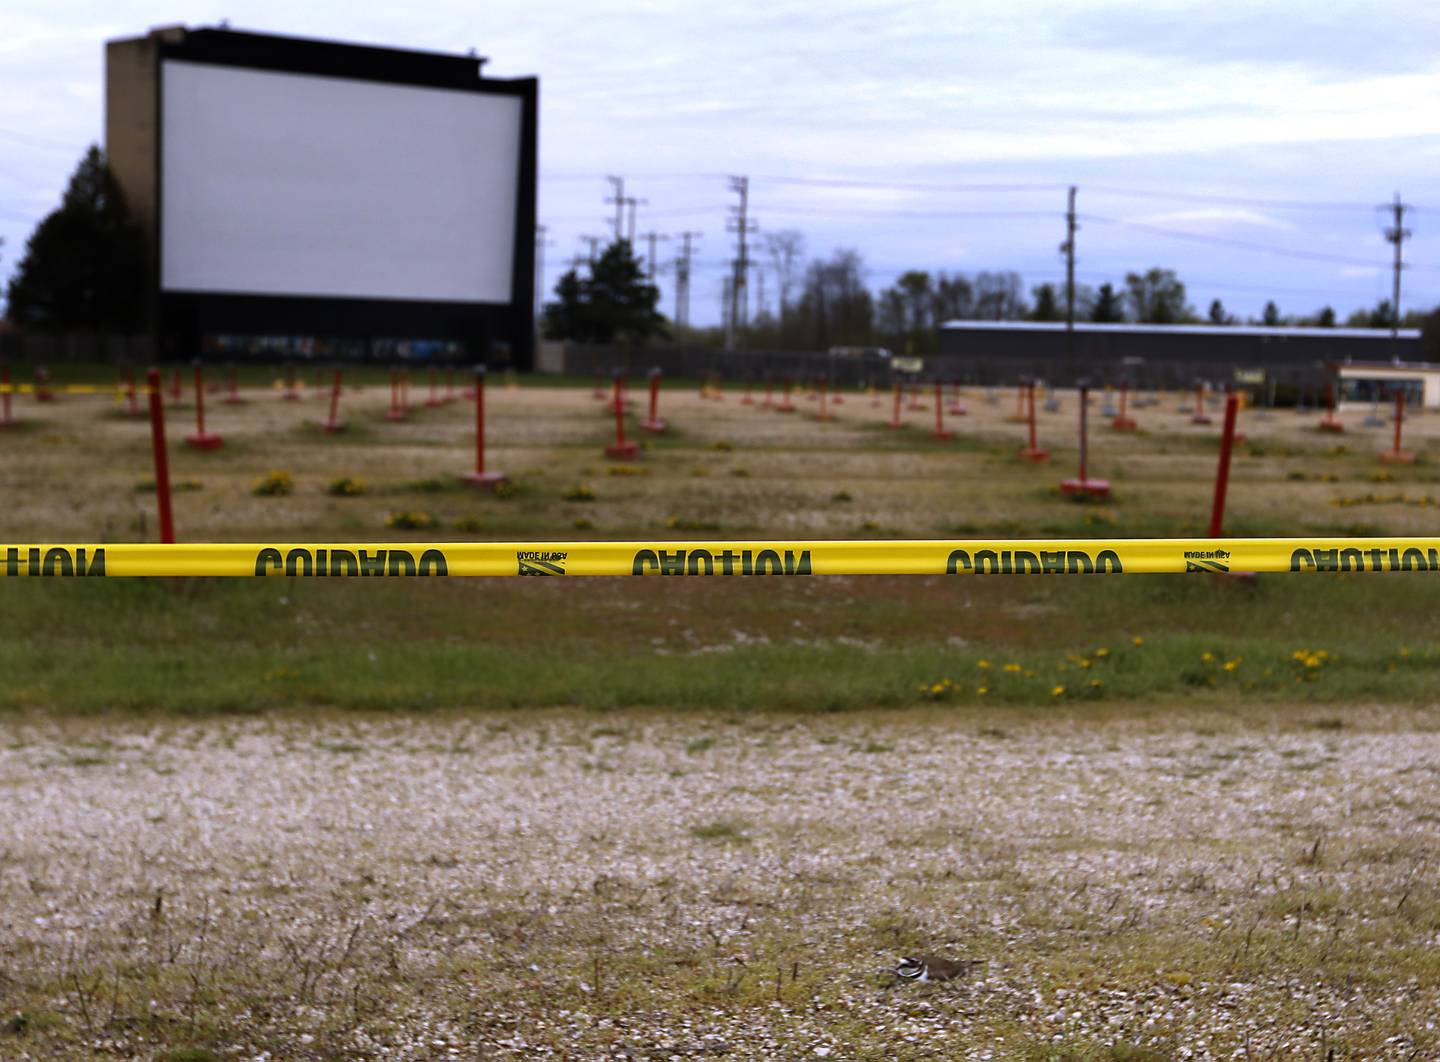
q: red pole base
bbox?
[34,391,57,403]
[1020,447,1051,462]
[425,397,445,408]
[184,433,224,451]
[1060,477,1111,496]
[320,421,348,434]
[831,394,845,405]
[386,409,409,422]
[1317,418,1345,432]
[282,389,304,402]
[605,441,640,460]
[1379,449,1417,464]
[223,394,247,405]
[931,428,954,440]
[908,400,928,412]
[741,396,756,405]
[640,418,667,434]
[1190,413,1213,425]
[947,404,968,416]
[776,402,796,413]
[458,471,509,489]
[815,411,835,422]
[1111,416,1138,431]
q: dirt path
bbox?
[2,705,1437,1059]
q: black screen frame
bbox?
[153,28,537,368]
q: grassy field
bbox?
[2,371,1439,1058]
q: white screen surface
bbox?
[160,59,521,303]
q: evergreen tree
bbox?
[1315,306,1336,328]
[1090,282,1124,323]
[1261,300,1281,327]
[541,241,665,344]
[1030,283,1061,322]
[1207,299,1231,325]
[5,145,146,330]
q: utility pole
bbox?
[580,235,603,263]
[1061,185,1077,361]
[755,267,767,322]
[641,231,669,280]
[726,175,758,351]
[675,231,701,329]
[605,176,624,242]
[622,196,646,245]
[1381,192,1412,360]
[721,274,734,339]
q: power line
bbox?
[1081,213,1402,269]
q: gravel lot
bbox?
[3,704,1438,1059]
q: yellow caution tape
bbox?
[0,383,134,395]
[3,539,1440,577]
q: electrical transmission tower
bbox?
[622,196,646,245]
[640,231,669,281]
[726,176,758,351]
[1380,193,1412,360]
[675,231,701,329]
[605,176,624,242]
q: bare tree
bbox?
[763,230,806,321]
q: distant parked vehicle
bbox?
[827,345,892,359]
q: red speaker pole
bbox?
[1060,382,1109,496]
[605,374,639,459]
[1380,388,1415,463]
[1190,380,1212,425]
[283,363,301,401]
[1318,378,1345,432]
[1208,393,1240,537]
[642,367,667,433]
[888,380,903,428]
[146,368,176,544]
[460,366,508,487]
[223,363,245,405]
[932,380,952,440]
[1112,380,1137,430]
[1020,381,1049,462]
[184,360,223,450]
[386,367,407,421]
[777,377,795,412]
[322,369,346,434]
[817,376,833,421]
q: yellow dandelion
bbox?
[1078,658,1092,669]
[977,659,991,669]
[1050,685,1066,697]
[977,686,989,695]
[1003,662,1022,673]
[1223,658,1242,672]
[1131,635,1144,647]
[1400,647,1411,658]
[1201,651,1216,664]
[1095,647,1110,659]
[1090,679,1102,688]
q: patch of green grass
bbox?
[689,818,749,842]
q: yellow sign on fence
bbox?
[3,539,1439,578]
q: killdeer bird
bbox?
[894,955,978,983]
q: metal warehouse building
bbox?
[936,320,1424,401]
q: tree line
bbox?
[4,148,1436,356]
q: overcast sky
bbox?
[3,0,1438,325]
